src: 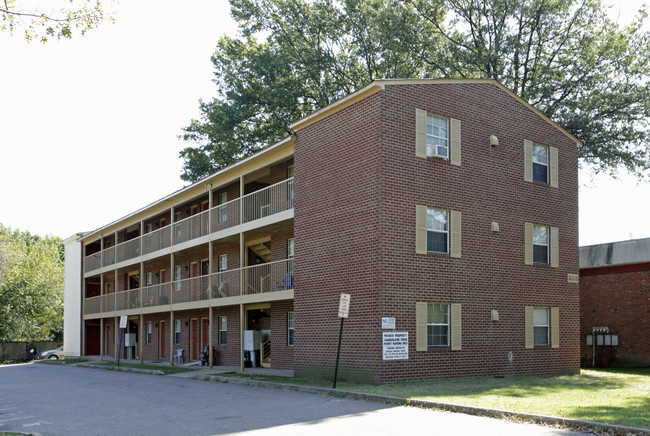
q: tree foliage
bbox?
[1,0,114,43]
[180,0,650,183]
[0,224,64,341]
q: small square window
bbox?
[427,209,448,254]
[426,115,449,159]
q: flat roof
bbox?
[580,237,650,268]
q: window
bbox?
[524,140,558,188]
[533,308,549,346]
[427,208,448,254]
[146,321,152,345]
[532,144,549,183]
[287,165,295,206]
[416,302,462,351]
[415,109,461,165]
[146,272,153,296]
[533,225,549,264]
[416,206,462,258]
[174,319,181,345]
[427,304,449,346]
[525,223,559,267]
[174,265,182,291]
[287,238,295,278]
[218,316,227,345]
[426,114,449,159]
[218,254,227,283]
[218,193,228,222]
[287,312,294,346]
[525,306,559,348]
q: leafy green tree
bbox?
[0,224,64,341]
[1,0,114,43]
[180,0,650,182]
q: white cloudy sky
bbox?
[0,0,649,247]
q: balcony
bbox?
[83,258,294,316]
[83,178,294,275]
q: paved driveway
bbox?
[0,363,591,435]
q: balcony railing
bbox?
[83,177,294,274]
[83,259,294,315]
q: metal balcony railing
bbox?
[83,259,294,315]
[82,178,294,274]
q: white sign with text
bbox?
[382,332,408,360]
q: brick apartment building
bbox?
[64,79,582,383]
[579,238,650,367]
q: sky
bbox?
[0,0,649,247]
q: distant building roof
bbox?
[580,237,650,269]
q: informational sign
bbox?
[338,293,351,318]
[382,332,408,360]
[381,317,396,329]
[567,273,579,284]
[119,315,128,329]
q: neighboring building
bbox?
[579,238,650,367]
[64,79,581,383]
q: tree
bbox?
[1,0,114,43]
[180,0,650,183]
[0,224,64,342]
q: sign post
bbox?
[333,293,350,389]
[117,316,127,367]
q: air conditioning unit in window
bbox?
[428,147,448,159]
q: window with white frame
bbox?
[218,192,228,222]
[174,319,181,345]
[146,321,152,345]
[218,254,227,283]
[218,316,227,345]
[533,308,549,346]
[287,164,295,205]
[427,208,449,254]
[427,303,449,346]
[146,272,153,296]
[287,238,295,279]
[288,311,295,346]
[533,225,549,264]
[174,265,182,291]
[533,144,549,183]
[426,114,449,159]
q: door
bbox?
[86,324,100,355]
[159,320,166,359]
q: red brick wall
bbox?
[580,263,650,367]
[294,82,580,383]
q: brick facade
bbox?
[294,81,580,383]
[73,79,579,383]
[580,263,650,367]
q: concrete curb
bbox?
[192,374,650,436]
[76,362,164,376]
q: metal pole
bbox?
[333,318,344,389]
[117,327,124,367]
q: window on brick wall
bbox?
[525,307,559,348]
[415,109,461,165]
[218,254,227,284]
[525,223,559,267]
[218,316,227,345]
[174,319,181,345]
[218,192,228,222]
[415,206,461,257]
[174,265,182,291]
[146,321,152,345]
[524,140,558,188]
[288,311,295,346]
[416,302,461,351]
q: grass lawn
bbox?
[219,368,650,429]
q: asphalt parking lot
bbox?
[0,363,593,436]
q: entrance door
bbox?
[159,320,166,359]
[86,324,100,355]
[191,319,199,361]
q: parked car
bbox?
[39,346,64,360]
